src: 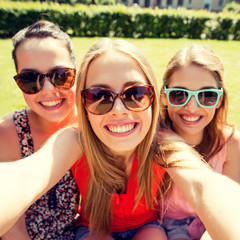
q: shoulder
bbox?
[55,126,81,143]
[225,126,240,163]
[221,125,240,182]
[48,126,81,147]
[224,125,240,150]
[0,112,21,161]
[41,127,84,165]
[219,125,240,154]
[0,112,15,129]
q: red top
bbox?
[71,154,166,232]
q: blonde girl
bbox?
[73,38,167,240]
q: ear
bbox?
[161,89,168,107]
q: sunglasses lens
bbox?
[82,88,113,115]
[14,72,41,94]
[14,68,76,94]
[123,86,153,111]
[198,91,218,106]
[51,68,75,89]
[169,90,188,105]
[82,85,153,115]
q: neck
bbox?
[111,149,136,179]
[178,131,203,146]
[27,107,77,136]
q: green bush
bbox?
[223,2,240,14]
[0,1,239,40]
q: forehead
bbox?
[169,64,219,89]
[15,37,73,72]
[85,52,148,90]
[16,37,67,53]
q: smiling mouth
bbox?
[41,99,63,107]
[181,115,201,122]
[107,123,136,133]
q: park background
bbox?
[0,0,240,128]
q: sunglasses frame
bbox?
[164,86,223,108]
[81,84,154,115]
[13,67,76,94]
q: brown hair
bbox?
[12,20,76,71]
[160,44,231,160]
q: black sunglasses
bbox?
[81,85,154,115]
[14,67,76,94]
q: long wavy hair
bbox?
[160,44,231,160]
[75,38,163,234]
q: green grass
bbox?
[1,38,240,128]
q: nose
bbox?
[184,95,200,111]
[110,97,129,116]
[40,77,57,93]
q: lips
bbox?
[181,115,201,122]
[41,99,63,107]
[107,123,136,133]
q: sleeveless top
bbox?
[13,109,80,240]
[72,154,166,232]
[163,144,227,239]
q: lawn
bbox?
[1,37,240,128]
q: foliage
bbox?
[7,0,116,6]
[223,1,240,14]
[0,1,239,40]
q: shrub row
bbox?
[0,1,239,40]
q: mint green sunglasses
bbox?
[164,87,223,108]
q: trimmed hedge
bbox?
[0,1,239,40]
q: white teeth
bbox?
[108,123,135,133]
[41,99,62,107]
[182,115,200,122]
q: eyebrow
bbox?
[20,68,38,73]
[20,66,72,73]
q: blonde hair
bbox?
[160,44,231,160]
[75,38,161,234]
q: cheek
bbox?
[88,114,102,136]
[58,88,75,107]
[166,106,178,120]
[207,108,217,122]
[70,82,77,94]
[66,88,75,103]
[23,93,36,107]
[161,92,169,107]
[216,96,223,109]
[141,108,152,133]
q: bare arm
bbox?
[165,149,240,240]
[0,127,83,236]
[0,113,32,239]
[224,127,240,183]
[200,231,212,240]
[1,215,31,240]
[0,113,21,162]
